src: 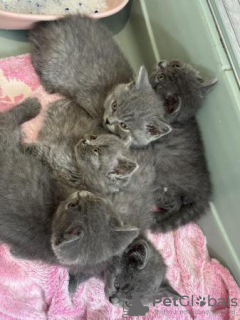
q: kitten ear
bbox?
[135,66,152,90]
[111,158,138,179]
[165,95,182,115]
[54,227,83,247]
[145,119,172,143]
[112,227,139,255]
[127,239,149,270]
[200,78,218,95]
[158,279,181,298]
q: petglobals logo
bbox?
[152,295,238,308]
[122,294,238,318]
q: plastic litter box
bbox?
[0,0,129,29]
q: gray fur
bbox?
[109,147,156,232]
[149,60,217,232]
[30,15,172,147]
[0,99,138,270]
[103,80,172,147]
[25,98,138,195]
[68,146,158,292]
[30,15,133,119]
[105,236,180,306]
[150,60,218,123]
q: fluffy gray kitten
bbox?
[30,14,133,119]
[148,60,217,232]
[109,147,156,231]
[30,15,172,146]
[25,98,138,195]
[105,236,180,306]
[103,68,172,147]
[0,98,138,269]
[68,146,157,292]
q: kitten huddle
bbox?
[0,99,139,272]
[0,14,217,308]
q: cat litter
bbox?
[0,0,108,15]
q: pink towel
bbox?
[0,54,240,320]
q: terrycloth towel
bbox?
[0,54,240,320]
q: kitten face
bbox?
[51,191,139,267]
[149,60,217,123]
[103,66,172,147]
[105,237,180,306]
[74,134,138,191]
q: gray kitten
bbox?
[68,146,158,292]
[150,60,217,123]
[105,236,180,307]
[103,68,172,147]
[0,99,138,269]
[25,98,138,194]
[109,147,157,232]
[30,15,172,145]
[30,15,133,119]
[148,60,217,232]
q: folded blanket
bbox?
[0,54,239,320]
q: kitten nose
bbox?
[81,138,90,145]
[109,295,119,305]
[78,190,93,198]
[105,116,115,125]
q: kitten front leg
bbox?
[14,98,41,125]
[21,143,51,164]
[0,98,41,144]
[0,98,40,131]
[10,246,32,260]
[21,143,41,157]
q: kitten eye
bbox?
[67,202,79,209]
[172,62,181,68]
[81,139,87,145]
[93,147,99,154]
[114,281,120,289]
[111,100,117,112]
[120,122,128,130]
[90,135,97,140]
[156,74,164,82]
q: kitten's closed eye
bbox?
[67,202,79,209]
[65,226,83,238]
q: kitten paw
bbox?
[10,247,25,259]
[19,97,41,120]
